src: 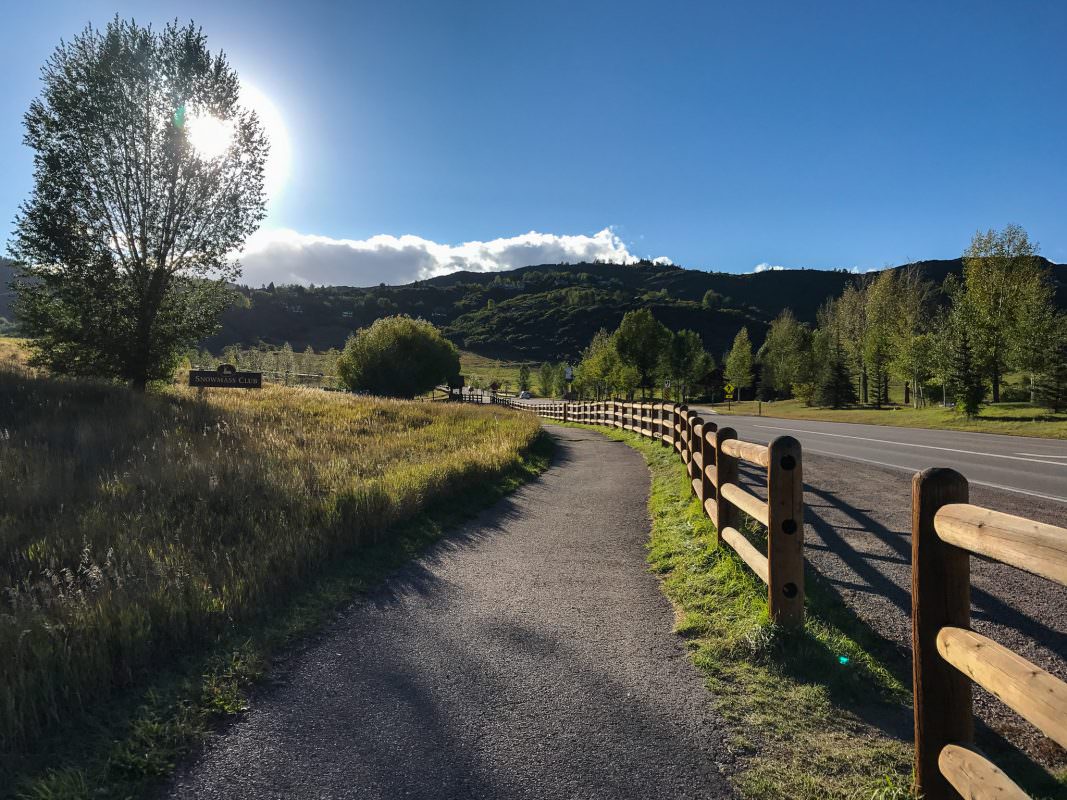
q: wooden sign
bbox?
[189,364,262,389]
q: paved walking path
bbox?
[166,426,734,800]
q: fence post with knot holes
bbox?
[679,404,689,466]
[912,468,972,800]
[767,436,805,627]
[700,419,715,513]
[691,416,705,502]
[712,426,738,548]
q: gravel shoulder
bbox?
[164,426,735,800]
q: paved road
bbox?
[690,409,1067,505]
[166,426,734,800]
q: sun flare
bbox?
[186,113,234,160]
[179,82,291,208]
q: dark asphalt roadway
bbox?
[165,426,735,800]
[689,409,1067,506]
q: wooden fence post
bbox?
[767,436,805,627]
[678,404,689,467]
[656,402,666,446]
[712,427,738,547]
[669,403,678,452]
[691,416,706,502]
[700,420,715,515]
[912,468,972,800]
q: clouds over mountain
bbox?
[234,227,672,287]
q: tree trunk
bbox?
[991,364,1000,403]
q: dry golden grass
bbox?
[0,345,539,751]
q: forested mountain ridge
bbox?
[201,257,1066,361]
[3,256,1065,362]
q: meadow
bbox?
[458,350,533,391]
[0,339,540,757]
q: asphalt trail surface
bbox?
[166,426,734,800]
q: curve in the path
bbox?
[165,425,734,800]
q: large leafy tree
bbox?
[613,309,670,397]
[962,225,1051,402]
[574,328,621,400]
[724,327,754,400]
[11,18,268,389]
[337,316,460,398]
[757,309,813,399]
[662,329,711,401]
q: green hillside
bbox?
[201,258,1066,362]
[4,257,1065,362]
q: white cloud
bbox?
[233,227,672,287]
[753,262,788,273]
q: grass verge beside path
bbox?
[571,423,1066,799]
[1,355,548,799]
[706,399,1067,439]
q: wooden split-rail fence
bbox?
[497,399,1067,800]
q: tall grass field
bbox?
[0,339,540,757]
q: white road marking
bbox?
[750,424,1067,468]
[802,447,1067,505]
[1014,452,1067,459]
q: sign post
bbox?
[189,364,263,390]
[724,382,735,410]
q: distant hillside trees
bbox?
[564,315,716,402]
[337,316,460,398]
[11,19,267,390]
[746,224,1062,416]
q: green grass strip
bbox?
[575,422,1066,800]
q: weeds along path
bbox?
[166,425,735,800]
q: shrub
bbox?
[338,316,460,398]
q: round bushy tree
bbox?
[337,316,460,398]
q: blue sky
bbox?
[3,1,1066,285]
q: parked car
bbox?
[518,391,532,399]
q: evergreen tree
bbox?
[948,325,984,418]
[517,364,532,392]
[1036,335,1067,413]
[537,362,556,397]
[815,332,857,408]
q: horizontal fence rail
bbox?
[497,398,806,627]
[912,468,1067,800]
